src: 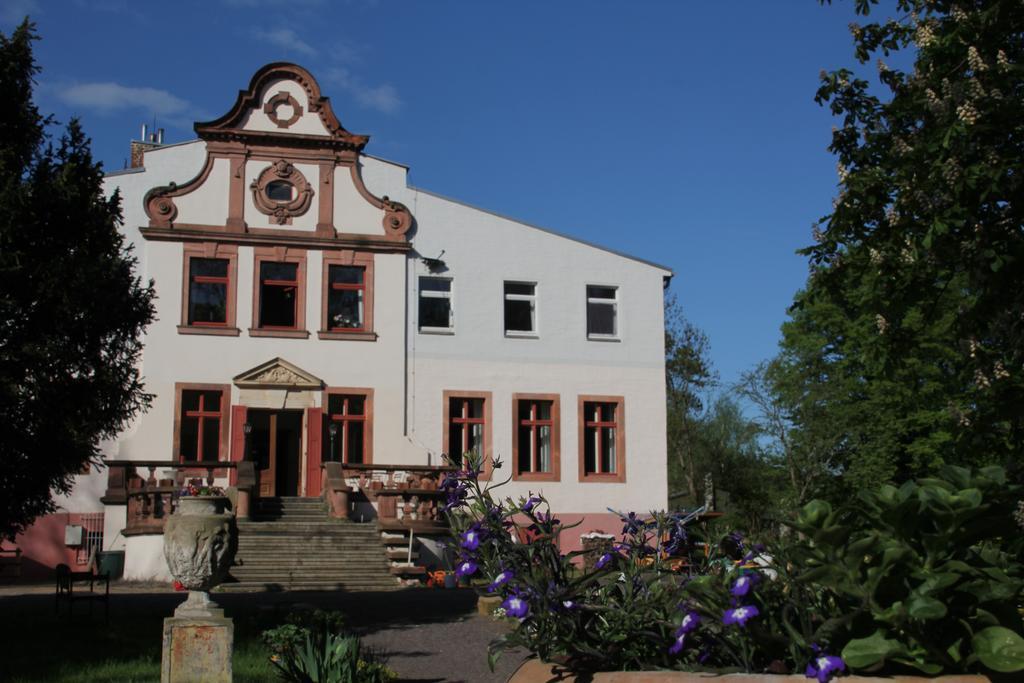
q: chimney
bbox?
[129,124,166,169]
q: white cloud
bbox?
[55,82,191,117]
[1,0,40,24]
[323,66,401,115]
[249,27,316,58]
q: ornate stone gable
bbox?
[139,62,413,249]
[232,357,323,390]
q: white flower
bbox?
[968,46,987,72]
[957,102,979,125]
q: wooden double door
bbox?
[249,409,303,498]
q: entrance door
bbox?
[249,409,303,497]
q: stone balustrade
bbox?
[102,460,238,536]
[321,462,457,527]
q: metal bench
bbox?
[54,563,110,621]
[0,547,21,582]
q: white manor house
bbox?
[6,63,671,586]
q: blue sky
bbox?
[3,0,898,390]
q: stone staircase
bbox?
[220,497,398,592]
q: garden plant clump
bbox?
[443,452,1024,678]
[262,610,396,683]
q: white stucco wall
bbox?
[74,96,669,562]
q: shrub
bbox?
[444,453,1024,678]
[262,610,395,683]
[786,465,1024,676]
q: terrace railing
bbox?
[321,462,457,531]
[102,460,238,536]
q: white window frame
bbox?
[586,284,619,340]
[503,280,538,338]
[418,276,454,334]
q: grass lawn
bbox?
[0,584,517,682]
[1,592,277,682]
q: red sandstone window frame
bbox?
[319,251,376,341]
[322,387,374,464]
[578,395,626,483]
[250,247,308,338]
[178,243,239,336]
[442,390,493,480]
[512,393,561,482]
[173,382,231,463]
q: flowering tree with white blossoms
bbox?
[773,0,1024,494]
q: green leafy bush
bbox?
[262,610,395,683]
[444,453,1024,678]
[786,465,1024,675]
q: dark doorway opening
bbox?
[249,409,303,497]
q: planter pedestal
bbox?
[161,614,233,683]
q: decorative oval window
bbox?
[250,160,314,225]
[266,180,294,203]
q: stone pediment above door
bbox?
[233,357,323,390]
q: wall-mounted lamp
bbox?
[242,422,252,461]
[328,422,339,462]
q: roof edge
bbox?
[409,186,674,275]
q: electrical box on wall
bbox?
[64,525,83,546]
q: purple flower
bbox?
[621,511,643,535]
[487,569,514,592]
[595,552,614,570]
[561,599,577,610]
[461,526,481,551]
[676,611,701,635]
[665,524,688,555]
[805,654,845,683]
[668,633,687,655]
[441,475,469,511]
[730,573,758,597]
[742,542,767,563]
[455,560,477,577]
[522,495,542,512]
[722,604,759,627]
[502,594,530,619]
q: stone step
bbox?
[236,540,382,549]
[233,558,390,567]
[227,514,395,591]
[234,556,389,564]
[238,528,378,535]
[230,569,391,579]
[217,582,399,593]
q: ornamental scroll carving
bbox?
[253,366,306,386]
[380,195,413,237]
[250,160,314,225]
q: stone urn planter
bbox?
[163,495,236,617]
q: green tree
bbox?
[696,395,785,535]
[735,359,840,506]
[0,22,155,540]
[780,0,1023,488]
[664,293,716,505]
